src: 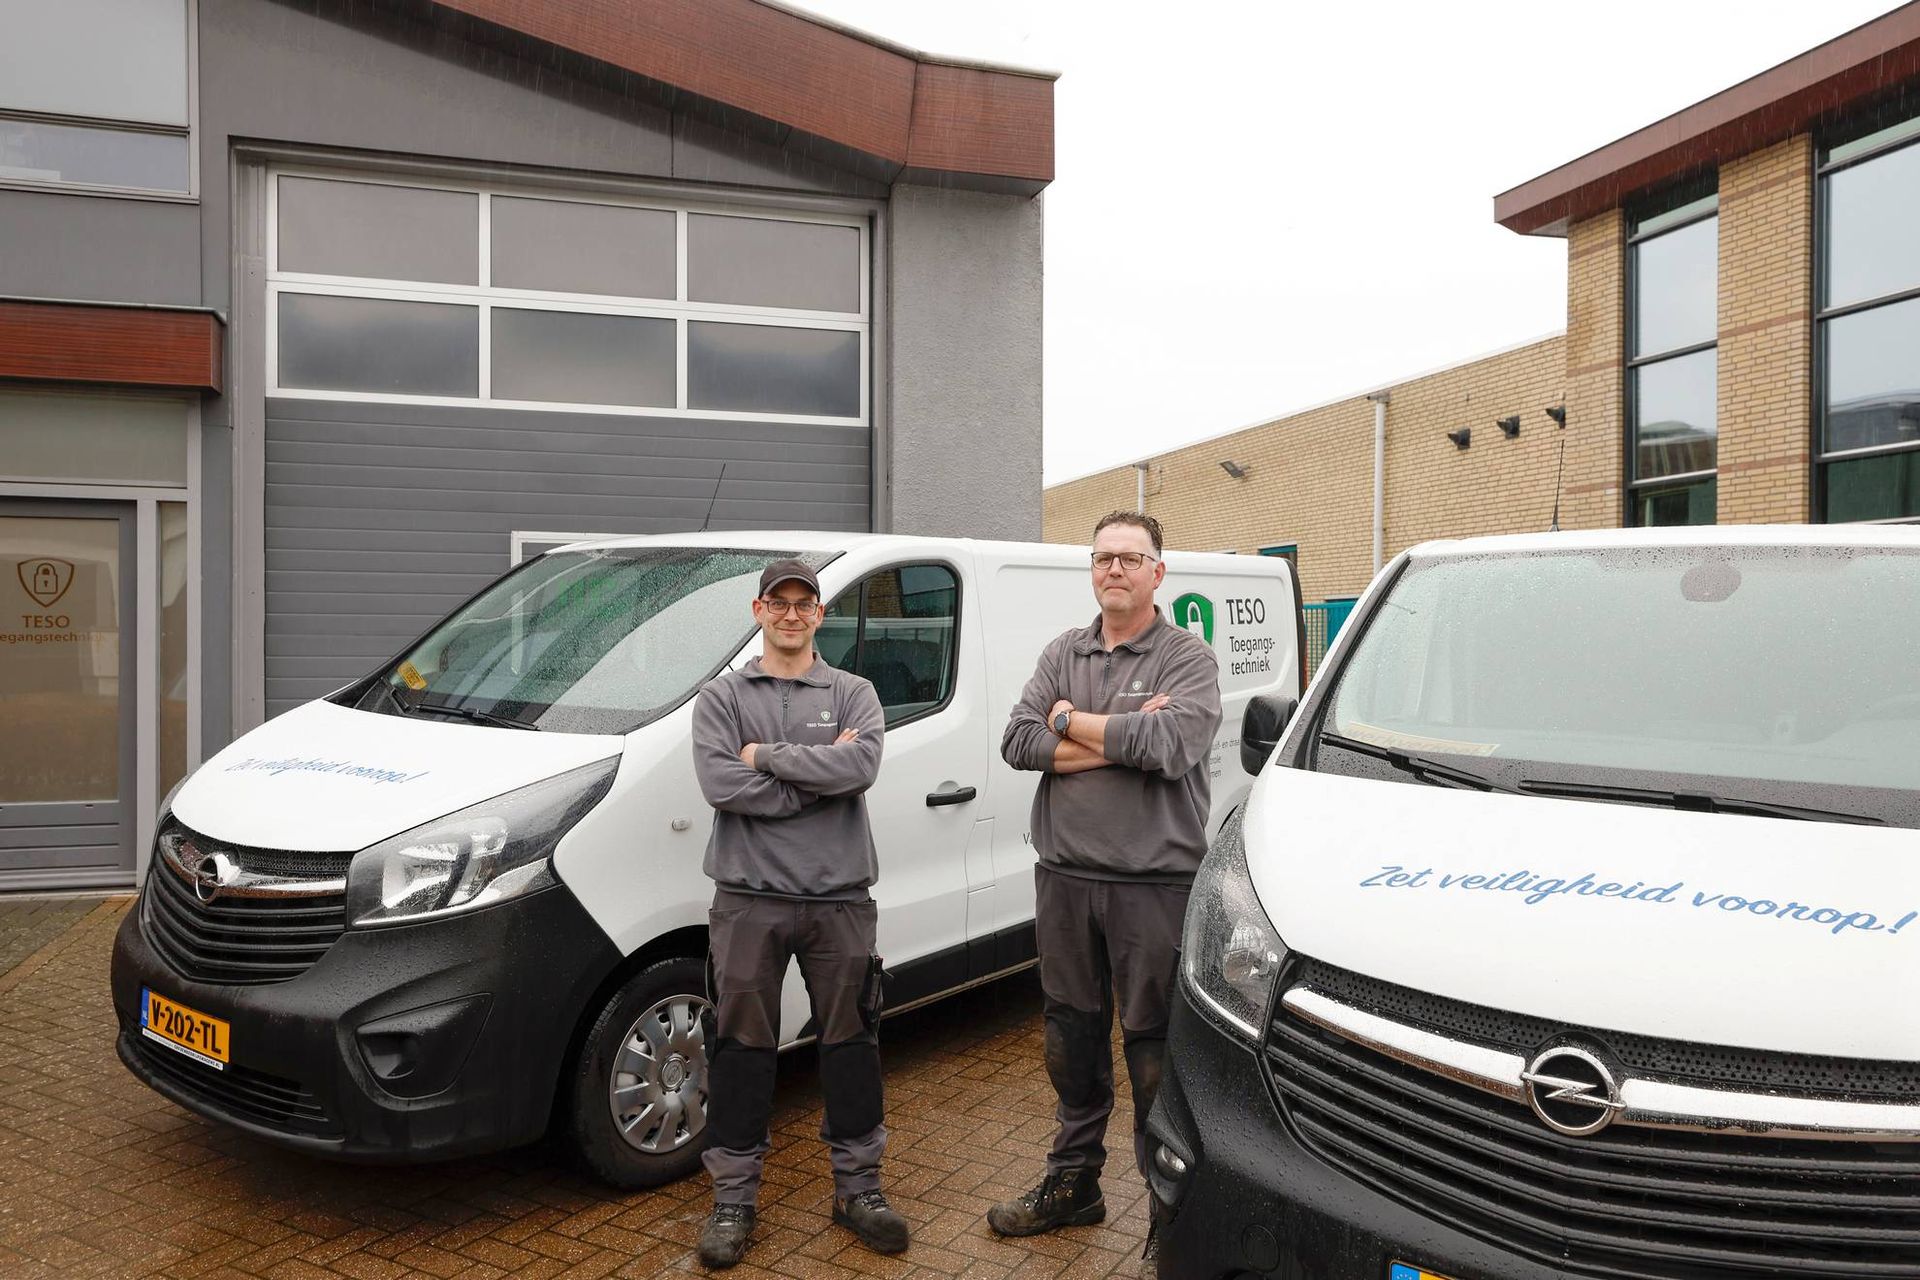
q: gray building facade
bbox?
[0,0,1052,890]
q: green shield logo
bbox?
[1171,593,1213,645]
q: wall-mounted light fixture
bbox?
[1219,460,1250,479]
[1446,427,1471,450]
[1544,405,1567,426]
[1496,415,1521,439]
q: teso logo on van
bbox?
[1173,593,1214,644]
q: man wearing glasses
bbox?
[991,512,1223,1238]
[690,558,907,1267]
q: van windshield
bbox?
[1325,544,1920,809]
[364,546,837,735]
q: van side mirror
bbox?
[1241,693,1299,775]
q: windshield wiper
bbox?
[1515,780,1883,825]
[1318,731,1521,794]
[411,700,542,732]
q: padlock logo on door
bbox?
[1171,592,1213,646]
[17,557,75,609]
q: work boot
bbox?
[833,1189,910,1254]
[986,1167,1105,1236]
[696,1203,756,1269]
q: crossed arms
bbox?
[1000,635,1219,779]
[692,681,885,817]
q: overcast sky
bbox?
[790,0,1903,483]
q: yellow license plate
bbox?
[141,988,230,1069]
[1391,1266,1461,1280]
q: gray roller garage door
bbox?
[263,398,869,719]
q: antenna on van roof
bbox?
[1545,405,1567,532]
[698,463,728,532]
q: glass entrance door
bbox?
[0,500,137,889]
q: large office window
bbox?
[268,170,870,424]
[1817,111,1920,523]
[0,0,193,195]
[1627,188,1719,526]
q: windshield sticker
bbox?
[397,661,428,690]
[223,756,430,786]
[1358,864,1917,939]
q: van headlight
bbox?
[346,757,618,928]
[1180,808,1287,1042]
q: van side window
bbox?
[820,564,959,727]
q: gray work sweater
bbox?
[1001,609,1223,880]
[693,655,885,899]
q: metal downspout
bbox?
[1367,392,1389,573]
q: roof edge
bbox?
[1495,2,1920,236]
[426,0,1053,188]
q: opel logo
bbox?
[1521,1044,1625,1137]
[177,840,237,903]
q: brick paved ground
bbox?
[0,897,1155,1279]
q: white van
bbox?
[1145,525,1920,1280]
[109,532,1301,1187]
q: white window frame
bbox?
[0,0,199,202]
[265,164,871,426]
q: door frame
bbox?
[0,498,137,889]
[1,421,202,888]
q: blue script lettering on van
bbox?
[1357,864,1918,939]
[223,756,430,785]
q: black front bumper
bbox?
[110,878,621,1161]
[1144,986,1557,1280]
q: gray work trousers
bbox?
[701,889,887,1205]
[1034,863,1190,1178]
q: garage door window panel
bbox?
[490,197,675,300]
[688,214,863,314]
[268,169,869,424]
[278,177,478,285]
[491,309,675,408]
[278,294,478,397]
[688,322,862,418]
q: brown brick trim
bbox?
[1718,312,1809,342]
[1566,479,1622,497]
[1720,450,1811,476]
[1496,5,1920,235]
[0,300,223,392]
[429,0,1054,184]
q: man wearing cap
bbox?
[690,558,906,1268]
[991,511,1223,1238]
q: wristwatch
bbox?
[1051,708,1073,736]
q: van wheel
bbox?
[567,956,713,1189]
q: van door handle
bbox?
[925,785,977,807]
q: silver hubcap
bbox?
[607,992,711,1154]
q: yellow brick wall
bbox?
[1560,209,1628,529]
[1717,134,1814,523]
[1043,335,1573,603]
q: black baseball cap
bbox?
[758,558,820,597]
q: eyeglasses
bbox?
[1091,552,1158,572]
[759,597,821,618]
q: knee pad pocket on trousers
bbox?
[1122,1036,1167,1129]
[819,1038,884,1138]
[706,1040,776,1150]
[1043,1007,1108,1110]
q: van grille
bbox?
[125,1021,338,1135]
[1265,957,1920,1278]
[141,834,350,985]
